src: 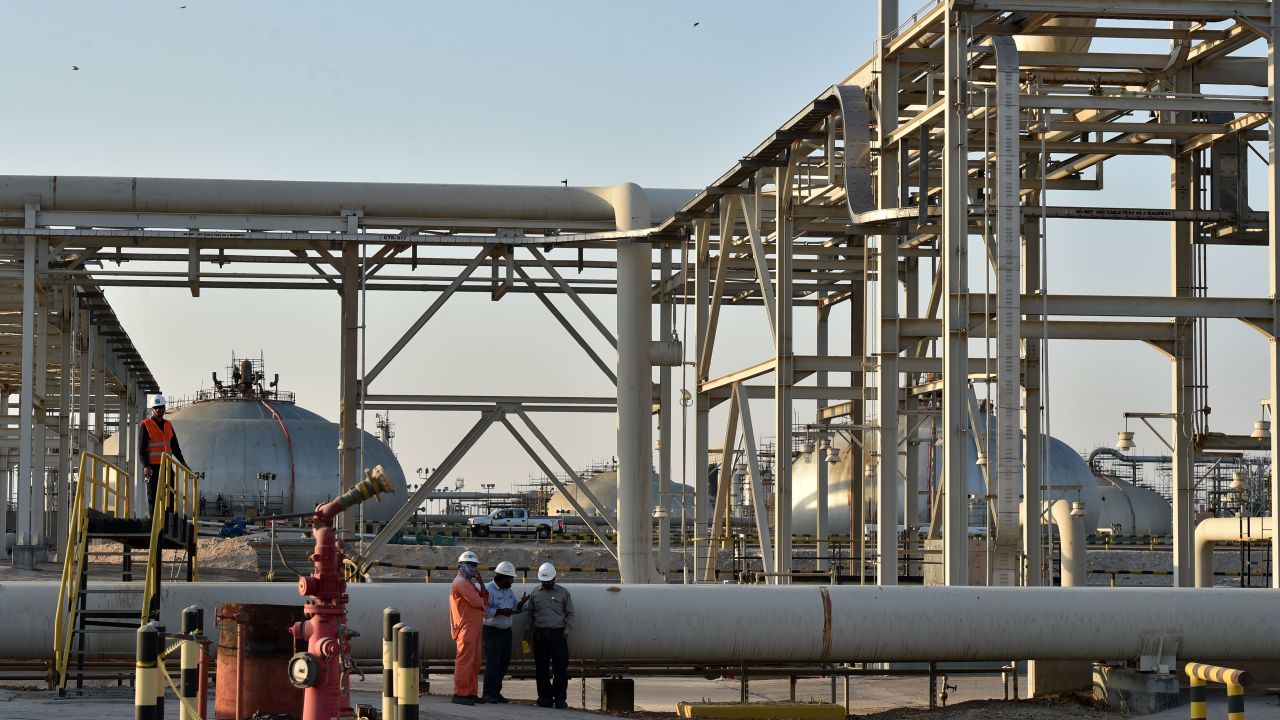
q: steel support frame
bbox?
[876,0,902,586]
[941,6,973,587]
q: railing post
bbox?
[135,623,159,720]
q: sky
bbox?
[3,2,1273,498]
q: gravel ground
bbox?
[858,695,1113,720]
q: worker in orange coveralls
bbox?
[450,550,489,705]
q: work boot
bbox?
[554,700,568,709]
[482,694,507,704]
[537,698,553,708]
[473,695,485,704]
[452,695,476,706]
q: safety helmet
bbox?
[537,562,557,582]
[494,561,516,577]
[152,395,167,408]
[457,550,479,565]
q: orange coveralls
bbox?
[450,573,489,697]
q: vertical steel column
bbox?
[693,220,711,582]
[991,37,1022,587]
[658,246,673,579]
[876,0,901,585]
[1021,191,1043,586]
[816,297,830,573]
[1170,66,1197,588]
[0,383,7,556]
[1269,0,1280,589]
[774,166,794,584]
[904,258,921,539]
[32,247,49,553]
[849,242,866,578]
[941,7,971,586]
[56,289,73,562]
[338,245,360,538]
[615,184,657,584]
[16,234,36,550]
[94,330,105,458]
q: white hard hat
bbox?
[494,561,516,577]
[152,395,167,408]
[537,562,557,582]
[458,550,479,565]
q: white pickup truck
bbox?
[468,508,566,538]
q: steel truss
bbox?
[3,1,1280,590]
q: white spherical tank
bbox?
[547,469,689,517]
[790,414,1103,535]
[1093,474,1172,535]
[104,396,408,520]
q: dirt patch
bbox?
[857,695,1114,720]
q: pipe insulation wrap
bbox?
[11,582,1280,662]
[0,175,694,224]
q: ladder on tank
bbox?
[53,452,199,695]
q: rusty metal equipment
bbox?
[286,466,394,720]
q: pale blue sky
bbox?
[3,2,1272,495]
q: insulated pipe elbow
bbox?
[1049,500,1086,587]
[1195,517,1272,588]
[585,182,651,233]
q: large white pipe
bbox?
[0,175,693,225]
[12,582,1280,663]
[611,182,658,584]
[1196,516,1273,588]
[1049,500,1087,588]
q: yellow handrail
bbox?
[141,453,199,623]
[54,452,132,690]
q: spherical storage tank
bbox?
[105,389,407,521]
[791,412,1111,535]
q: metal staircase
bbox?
[54,452,199,695]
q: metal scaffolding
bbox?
[3,0,1280,590]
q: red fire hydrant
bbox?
[287,466,393,720]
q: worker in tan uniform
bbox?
[450,550,489,705]
[138,395,187,513]
[518,562,575,708]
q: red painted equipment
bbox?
[287,466,393,720]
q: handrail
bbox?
[141,453,199,624]
[54,452,132,690]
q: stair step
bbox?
[82,588,143,594]
[72,628,138,635]
[80,610,139,618]
[81,620,140,629]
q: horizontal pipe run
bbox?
[0,176,694,226]
[5,582,1280,664]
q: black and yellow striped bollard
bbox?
[135,622,159,720]
[1186,662,1253,720]
[384,608,401,720]
[397,625,420,720]
[154,623,166,718]
[181,606,203,720]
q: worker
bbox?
[450,549,489,705]
[481,560,518,704]
[138,395,187,513]
[517,562,574,708]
